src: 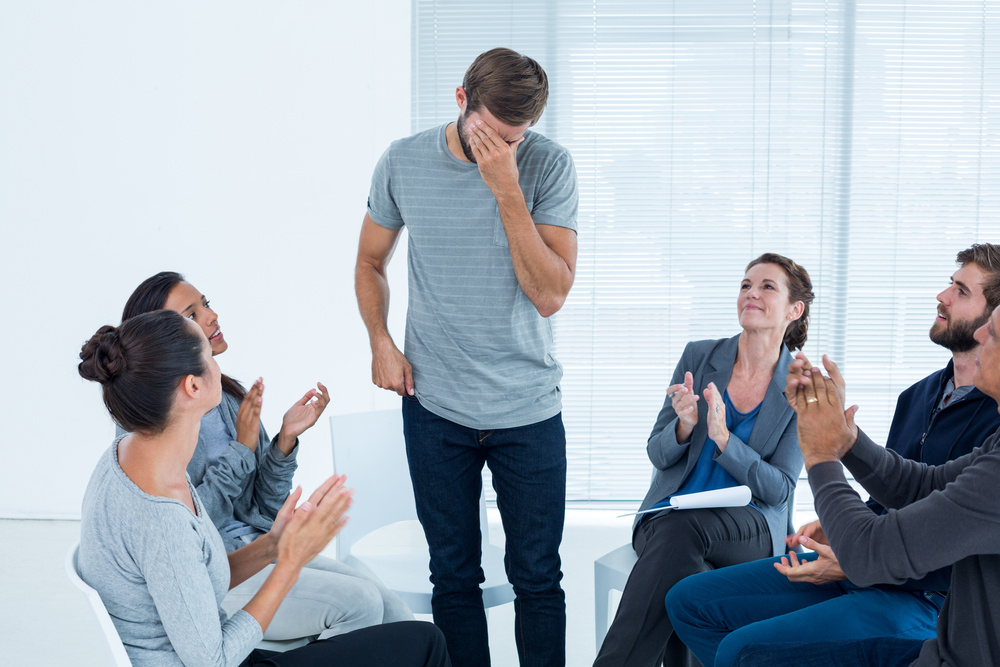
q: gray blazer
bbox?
[634,335,803,557]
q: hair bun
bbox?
[79,325,128,384]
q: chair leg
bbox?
[594,573,610,653]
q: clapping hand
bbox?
[277,475,353,569]
[268,485,304,544]
[786,354,859,469]
[275,382,331,456]
[785,353,848,413]
[667,371,700,443]
[703,382,730,451]
[236,378,264,452]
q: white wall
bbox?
[0,1,413,518]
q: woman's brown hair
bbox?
[746,253,814,351]
[79,310,206,434]
[122,271,245,400]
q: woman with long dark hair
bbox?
[120,272,411,643]
[78,309,448,666]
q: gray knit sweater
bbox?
[810,428,1000,666]
[79,439,263,666]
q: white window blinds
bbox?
[412,0,1000,501]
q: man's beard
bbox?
[457,110,477,163]
[929,308,990,352]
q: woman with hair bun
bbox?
[120,272,412,643]
[77,310,449,667]
[594,253,811,667]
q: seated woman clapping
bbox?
[77,309,449,666]
[121,272,412,642]
[594,253,811,667]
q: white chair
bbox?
[593,543,638,651]
[330,409,515,613]
[593,486,809,651]
[66,541,133,667]
[258,637,311,652]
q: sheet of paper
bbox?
[617,485,752,518]
[669,485,751,510]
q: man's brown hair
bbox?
[957,243,1000,312]
[462,48,548,126]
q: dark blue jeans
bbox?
[402,397,567,667]
[667,554,940,667]
[733,637,924,667]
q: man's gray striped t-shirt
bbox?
[367,123,578,430]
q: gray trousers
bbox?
[222,552,414,641]
[594,506,770,667]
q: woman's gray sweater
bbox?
[79,439,263,666]
[810,428,1000,666]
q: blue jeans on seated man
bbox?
[731,637,925,667]
[666,552,942,667]
[402,396,567,667]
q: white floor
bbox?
[0,507,637,667]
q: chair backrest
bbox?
[330,409,491,561]
[65,541,133,667]
[330,409,417,560]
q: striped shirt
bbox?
[367,123,578,429]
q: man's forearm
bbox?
[355,260,394,347]
[496,192,575,317]
[842,429,952,510]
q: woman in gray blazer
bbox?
[594,253,811,667]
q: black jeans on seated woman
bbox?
[240,621,452,667]
[594,506,770,667]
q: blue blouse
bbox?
[643,390,761,520]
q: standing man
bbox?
[355,48,578,667]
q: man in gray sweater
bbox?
[767,305,1000,667]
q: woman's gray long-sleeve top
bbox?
[812,427,1000,666]
[79,440,263,666]
[634,336,803,557]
